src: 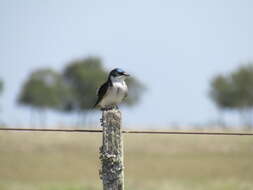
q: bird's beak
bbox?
[123,72,130,77]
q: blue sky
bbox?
[0,0,253,128]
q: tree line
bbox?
[1,59,253,128]
[17,57,145,126]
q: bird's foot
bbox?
[101,106,113,111]
[100,105,119,111]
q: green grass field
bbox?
[0,130,253,190]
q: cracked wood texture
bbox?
[99,109,124,190]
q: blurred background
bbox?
[0,0,253,190]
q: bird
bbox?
[94,68,130,110]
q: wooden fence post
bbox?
[99,109,124,190]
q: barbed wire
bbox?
[0,127,253,136]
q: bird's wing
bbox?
[93,82,109,108]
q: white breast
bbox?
[99,79,128,108]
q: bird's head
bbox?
[109,68,130,81]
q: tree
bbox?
[18,68,69,126]
[230,65,253,127]
[63,57,107,112]
[209,63,253,128]
[231,65,253,109]
[209,75,236,127]
[210,75,236,109]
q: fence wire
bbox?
[0,128,253,136]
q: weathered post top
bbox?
[99,109,124,190]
